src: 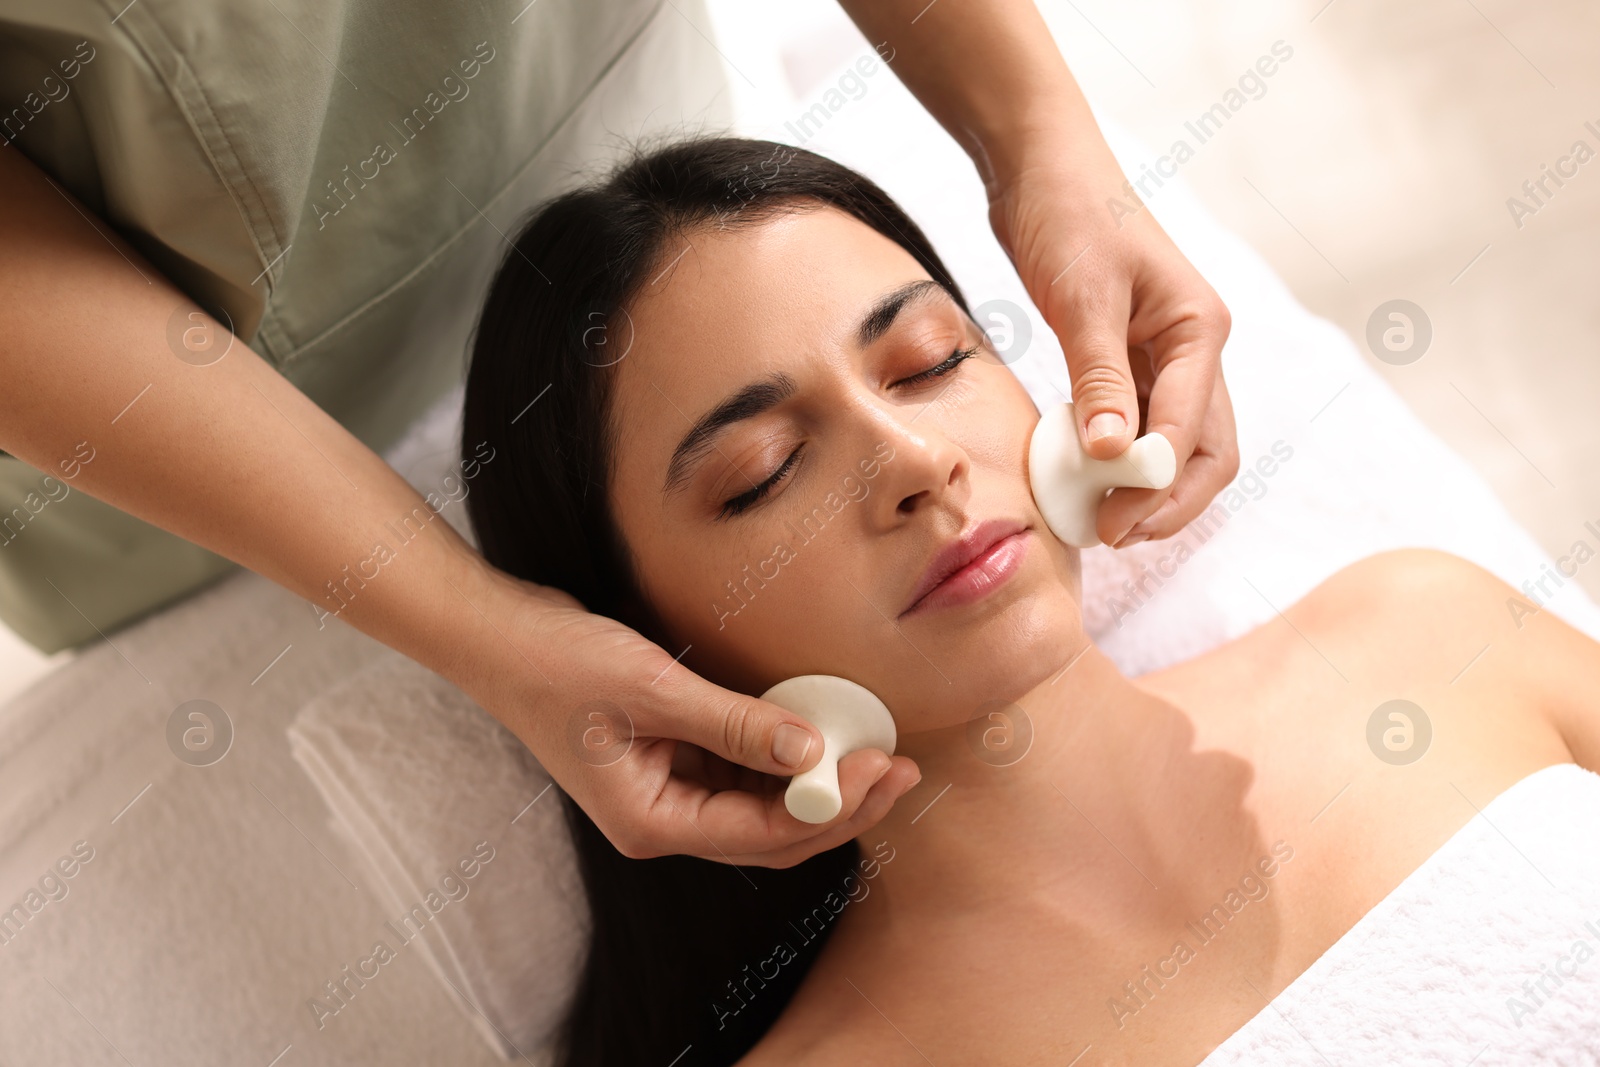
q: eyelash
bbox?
[898,341,982,387]
[717,342,982,519]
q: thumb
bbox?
[1055,296,1139,460]
[652,671,823,776]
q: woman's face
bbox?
[606,203,1084,731]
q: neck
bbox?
[855,641,1257,930]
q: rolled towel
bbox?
[287,650,588,1062]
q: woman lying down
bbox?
[459,136,1600,1066]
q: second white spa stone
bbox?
[1027,400,1178,548]
[760,675,898,824]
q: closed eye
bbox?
[716,342,981,520]
[719,443,806,520]
[895,341,982,388]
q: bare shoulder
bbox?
[733,923,918,1067]
[735,1035,859,1067]
[1145,547,1588,745]
[1262,546,1573,661]
[1291,546,1598,763]
[1142,547,1515,703]
[734,1008,900,1067]
[1292,546,1508,624]
[1305,545,1598,653]
[1290,545,1582,663]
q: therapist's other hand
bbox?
[465,563,921,868]
[986,136,1240,549]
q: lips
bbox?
[901,517,1030,617]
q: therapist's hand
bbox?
[986,135,1240,549]
[460,561,922,868]
[834,0,1240,550]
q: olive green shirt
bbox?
[0,0,732,652]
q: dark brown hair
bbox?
[461,134,968,1066]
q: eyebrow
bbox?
[661,279,950,497]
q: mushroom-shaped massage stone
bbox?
[759,675,897,825]
[1027,401,1178,548]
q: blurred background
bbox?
[711,0,1600,585]
[3,0,1595,701]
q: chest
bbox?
[1034,680,1569,1063]
[797,712,1568,1066]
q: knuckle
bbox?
[1072,361,1134,399]
[609,832,641,860]
[607,826,655,861]
[1218,442,1242,481]
[1050,272,1116,323]
[759,849,805,871]
[634,840,668,861]
[719,698,755,760]
[1204,295,1233,337]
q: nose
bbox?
[858,405,970,523]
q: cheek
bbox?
[654,533,888,656]
[655,508,889,693]
[947,362,1037,451]
[638,522,802,649]
[949,369,1036,479]
[970,409,1026,472]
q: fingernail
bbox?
[1115,532,1149,548]
[773,723,814,769]
[1086,412,1126,442]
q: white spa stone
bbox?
[760,674,898,824]
[1028,401,1178,547]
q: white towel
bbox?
[1200,762,1600,1065]
[286,650,589,1063]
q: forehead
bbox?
[628,205,927,364]
[608,205,936,458]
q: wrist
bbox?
[361,530,510,697]
[429,542,518,679]
[973,93,1124,206]
[428,542,581,703]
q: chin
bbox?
[893,628,1065,729]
